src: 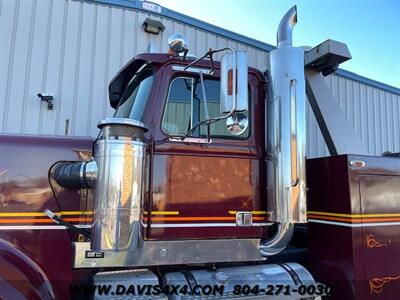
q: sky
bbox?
[151,0,400,88]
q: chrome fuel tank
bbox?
[163,263,319,299]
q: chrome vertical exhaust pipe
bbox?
[260,5,307,256]
[277,6,297,47]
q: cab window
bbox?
[162,76,249,138]
[115,68,154,121]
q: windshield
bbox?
[115,68,154,121]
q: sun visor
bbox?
[108,58,148,109]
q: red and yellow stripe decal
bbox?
[0,210,272,229]
[308,211,400,227]
[0,211,93,225]
[142,210,272,228]
[143,210,270,221]
[3,209,399,229]
[0,211,93,217]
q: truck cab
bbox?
[110,53,267,241]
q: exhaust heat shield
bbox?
[266,5,307,224]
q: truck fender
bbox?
[0,239,55,300]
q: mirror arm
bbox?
[207,123,211,143]
[199,71,210,121]
[169,46,241,142]
[209,54,215,74]
[184,47,234,74]
[179,110,235,140]
[184,51,209,70]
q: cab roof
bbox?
[108,53,261,108]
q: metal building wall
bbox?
[1,0,399,158]
[308,75,400,158]
[159,72,400,158]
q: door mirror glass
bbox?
[220,51,248,114]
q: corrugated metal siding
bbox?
[306,75,400,158]
[1,0,399,158]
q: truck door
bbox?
[147,64,268,240]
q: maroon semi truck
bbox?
[0,6,399,300]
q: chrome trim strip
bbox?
[97,117,148,130]
[168,137,212,144]
[142,222,272,228]
[9,220,400,230]
[0,222,271,230]
[308,219,400,227]
[172,65,212,74]
[74,239,266,268]
[0,225,92,230]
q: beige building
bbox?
[1,0,399,158]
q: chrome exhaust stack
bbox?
[276,6,297,47]
[260,6,307,256]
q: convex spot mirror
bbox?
[220,50,248,114]
[226,113,249,136]
[168,33,189,54]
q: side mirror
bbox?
[220,51,248,114]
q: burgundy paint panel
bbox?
[307,155,365,299]
[359,175,400,299]
[0,231,72,300]
[148,153,265,239]
[146,64,267,240]
[307,155,400,300]
[0,134,93,299]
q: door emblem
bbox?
[366,234,387,249]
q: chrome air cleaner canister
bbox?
[91,118,147,252]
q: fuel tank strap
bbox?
[279,263,303,285]
[181,270,198,290]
